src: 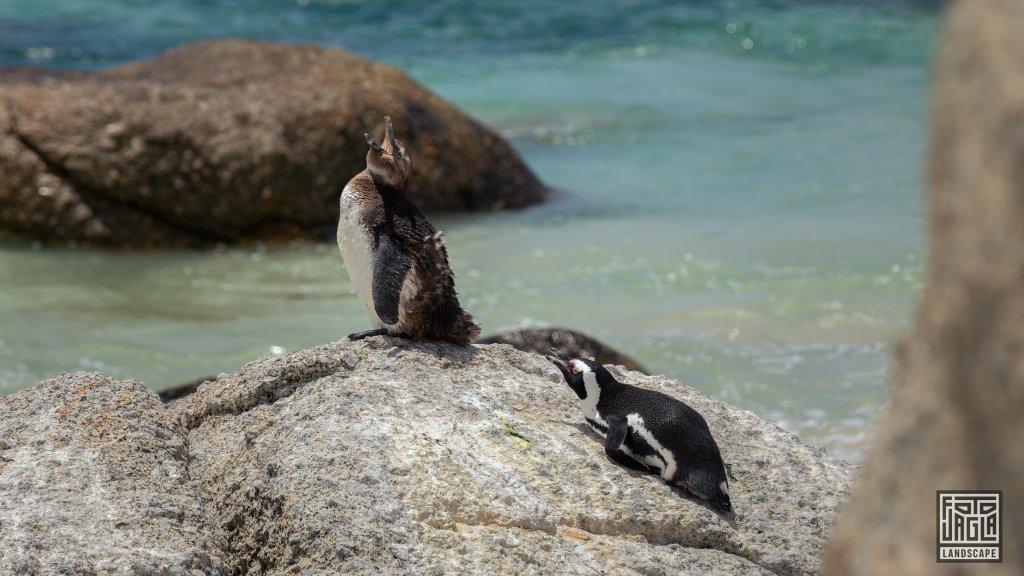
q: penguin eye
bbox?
[570,362,580,374]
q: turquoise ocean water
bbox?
[0,1,936,461]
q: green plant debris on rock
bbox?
[725,462,738,482]
[499,417,534,450]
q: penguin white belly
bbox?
[338,187,384,328]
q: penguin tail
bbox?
[452,311,482,345]
[407,231,481,346]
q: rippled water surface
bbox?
[0,0,937,461]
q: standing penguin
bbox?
[546,348,733,512]
[336,116,480,346]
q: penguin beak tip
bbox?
[384,116,397,148]
[546,347,570,362]
[545,349,572,375]
[364,134,381,153]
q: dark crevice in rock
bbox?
[159,376,213,403]
[178,374,314,431]
[175,350,359,432]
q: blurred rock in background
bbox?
[477,327,649,374]
[827,2,1024,574]
[0,40,546,247]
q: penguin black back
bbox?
[547,348,732,512]
[374,179,475,342]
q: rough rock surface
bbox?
[1,340,853,575]
[0,373,227,574]
[826,2,1024,574]
[0,39,545,247]
[477,327,649,373]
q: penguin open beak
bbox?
[365,116,395,155]
[545,347,573,380]
[365,132,384,154]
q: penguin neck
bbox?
[368,169,409,193]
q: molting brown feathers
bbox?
[337,116,480,346]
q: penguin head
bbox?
[546,348,617,400]
[688,472,733,514]
[711,480,733,513]
[365,116,412,188]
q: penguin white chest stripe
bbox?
[586,419,607,437]
[626,413,678,481]
[580,371,607,432]
[337,186,384,328]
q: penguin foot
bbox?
[347,328,390,341]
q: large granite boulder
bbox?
[1,339,853,575]
[826,2,1024,574]
[0,40,545,247]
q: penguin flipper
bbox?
[604,415,652,473]
[372,233,410,326]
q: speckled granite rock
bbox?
[1,340,853,575]
[0,373,227,574]
[0,39,545,247]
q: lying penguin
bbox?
[546,348,732,512]
[336,116,480,346]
